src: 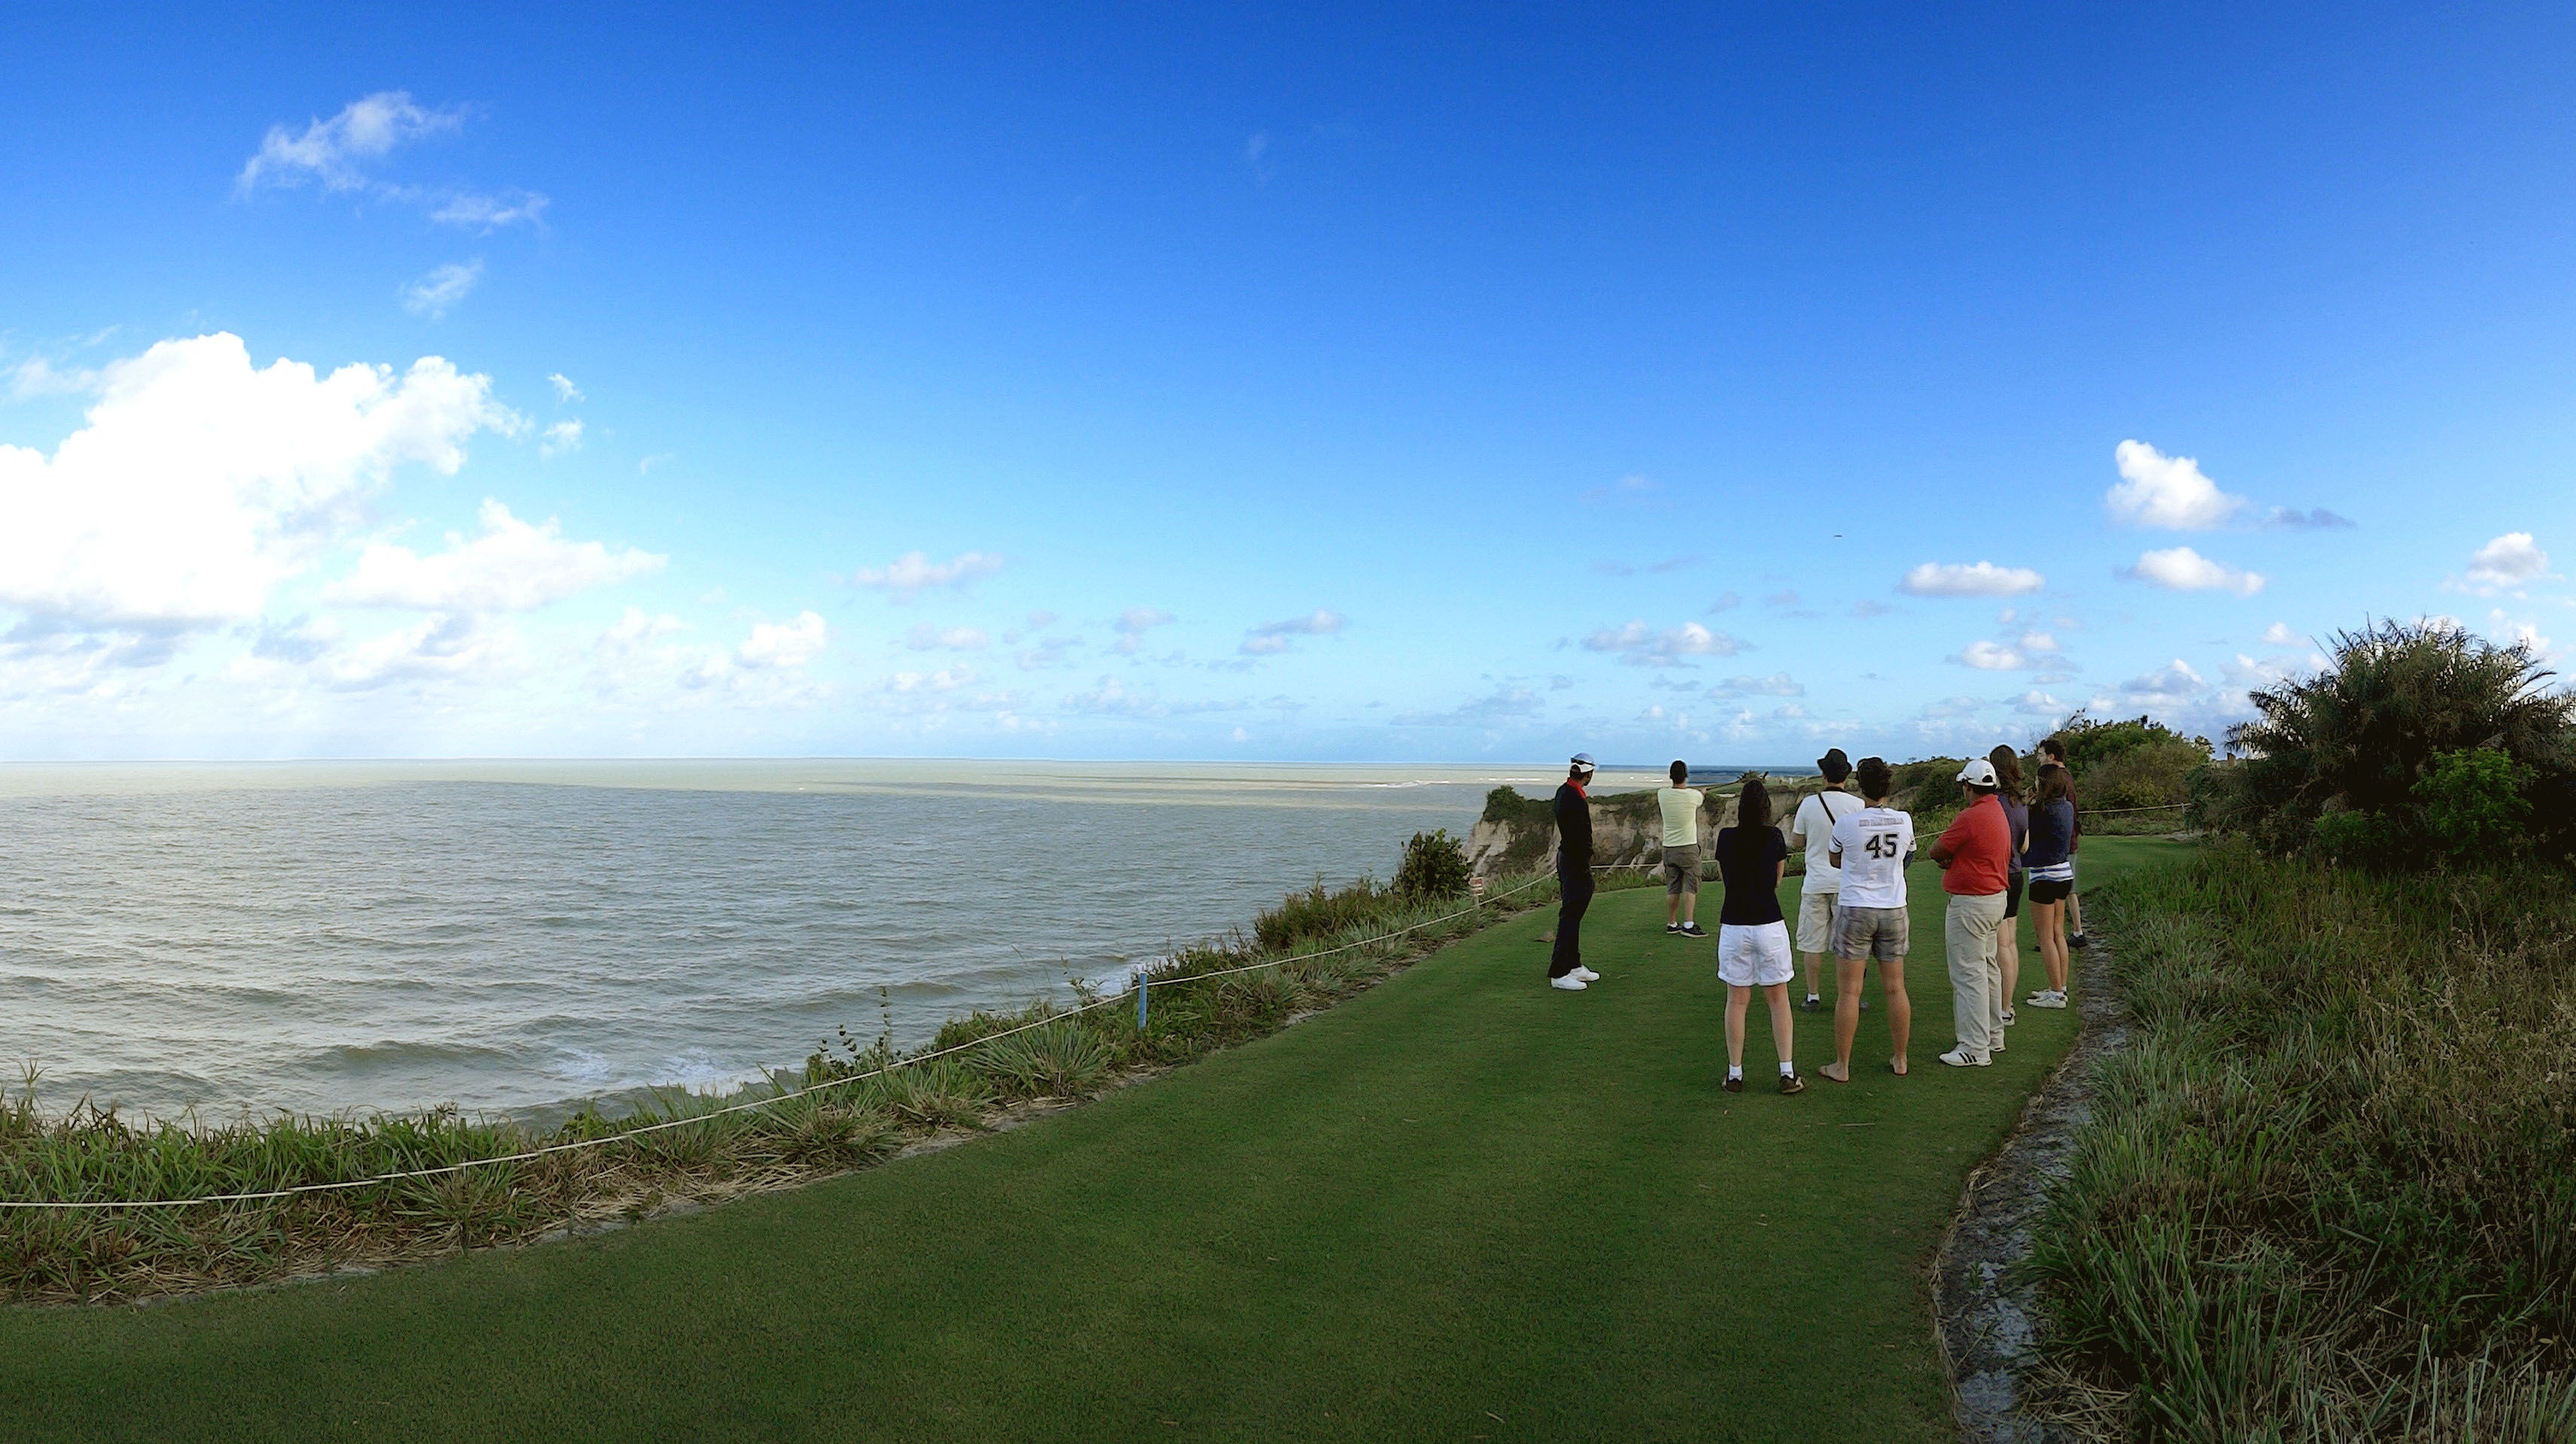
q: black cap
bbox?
[1817,748,1852,782]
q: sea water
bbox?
[0,759,1699,1122]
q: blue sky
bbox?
[3,4,2573,763]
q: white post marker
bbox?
[1470,875,1487,906]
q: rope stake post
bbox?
[1135,966,1149,1033]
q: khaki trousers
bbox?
[1943,890,2009,1057]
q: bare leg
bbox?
[1681,887,1697,927]
[2069,888,2085,937]
[1762,981,1796,1068]
[1879,958,1912,1072]
[1803,951,1822,1002]
[1725,984,1750,1068]
[1669,890,1681,927]
[1823,956,1866,1081]
[2035,899,2067,992]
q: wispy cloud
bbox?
[1707,672,1803,698]
[1593,553,1701,577]
[854,550,1004,598]
[1240,609,1344,655]
[1581,620,1748,666]
[1393,685,1543,727]
[548,373,583,403]
[1115,606,1176,655]
[539,418,584,457]
[235,90,548,232]
[1900,561,2045,597]
[399,260,483,319]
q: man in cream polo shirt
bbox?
[1788,748,1859,1012]
[1657,760,1707,938]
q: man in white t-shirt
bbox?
[1822,755,1917,1081]
[1786,748,1858,1012]
[1657,760,1708,938]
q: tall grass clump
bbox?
[2033,845,2576,1439]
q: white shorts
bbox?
[1717,921,1794,987]
[1796,890,1839,954]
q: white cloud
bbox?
[2121,660,2208,707]
[1955,640,2028,670]
[2465,532,2549,592]
[427,190,549,232]
[1707,672,1803,698]
[399,260,483,320]
[1900,561,2045,597]
[2019,630,2059,653]
[2262,622,2298,646]
[0,333,518,629]
[237,91,463,193]
[1581,620,1747,666]
[853,550,1004,597]
[548,373,583,403]
[1240,609,1344,655]
[2009,690,2069,717]
[2107,439,2247,529]
[1116,606,1176,655]
[539,418,584,457]
[1393,686,1544,727]
[8,356,102,399]
[739,612,828,668]
[904,623,989,651]
[2123,546,2265,596]
[324,612,507,690]
[324,499,662,613]
[2222,653,2310,690]
[235,92,548,232]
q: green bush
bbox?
[1254,875,1391,952]
[1393,828,1471,899]
[2201,619,2576,860]
[2414,747,2533,860]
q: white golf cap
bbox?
[1955,757,1998,787]
[1570,752,1597,773]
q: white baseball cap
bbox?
[1955,757,1998,787]
[1570,752,1597,774]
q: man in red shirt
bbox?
[1928,757,2011,1066]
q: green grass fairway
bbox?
[0,838,2183,1442]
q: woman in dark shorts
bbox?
[2024,763,2078,1009]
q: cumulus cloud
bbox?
[1955,640,2028,670]
[2464,532,2550,593]
[2019,630,2060,653]
[2262,622,2299,646]
[1582,620,1748,666]
[2107,440,2248,529]
[904,623,989,651]
[738,612,828,669]
[854,550,1003,597]
[1900,561,2045,597]
[0,333,519,629]
[2009,690,2070,717]
[2122,546,2265,596]
[1240,609,1344,655]
[2121,660,2208,707]
[400,260,483,320]
[325,500,662,613]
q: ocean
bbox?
[0,759,1714,1123]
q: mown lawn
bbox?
[0,838,2183,1442]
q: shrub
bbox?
[1393,828,1470,899]
[1254,875,1390,952]
[2201,619,2576,860]
[2414,747,2533,860]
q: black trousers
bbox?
[1550,866,1595,978]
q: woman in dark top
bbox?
[2023,763,2079,1010]
[1987,745,2031,1035]
[1714,776,1803,1095]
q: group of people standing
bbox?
[1541,742,2088,1094]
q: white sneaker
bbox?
[1937,1048,1991,1067]
[2001,1009,2016,1027]
[2027,990,2068,1009]
[1550,974,1587,991]
[1572,966,1600,982]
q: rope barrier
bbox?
[1,872,1555,1212]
